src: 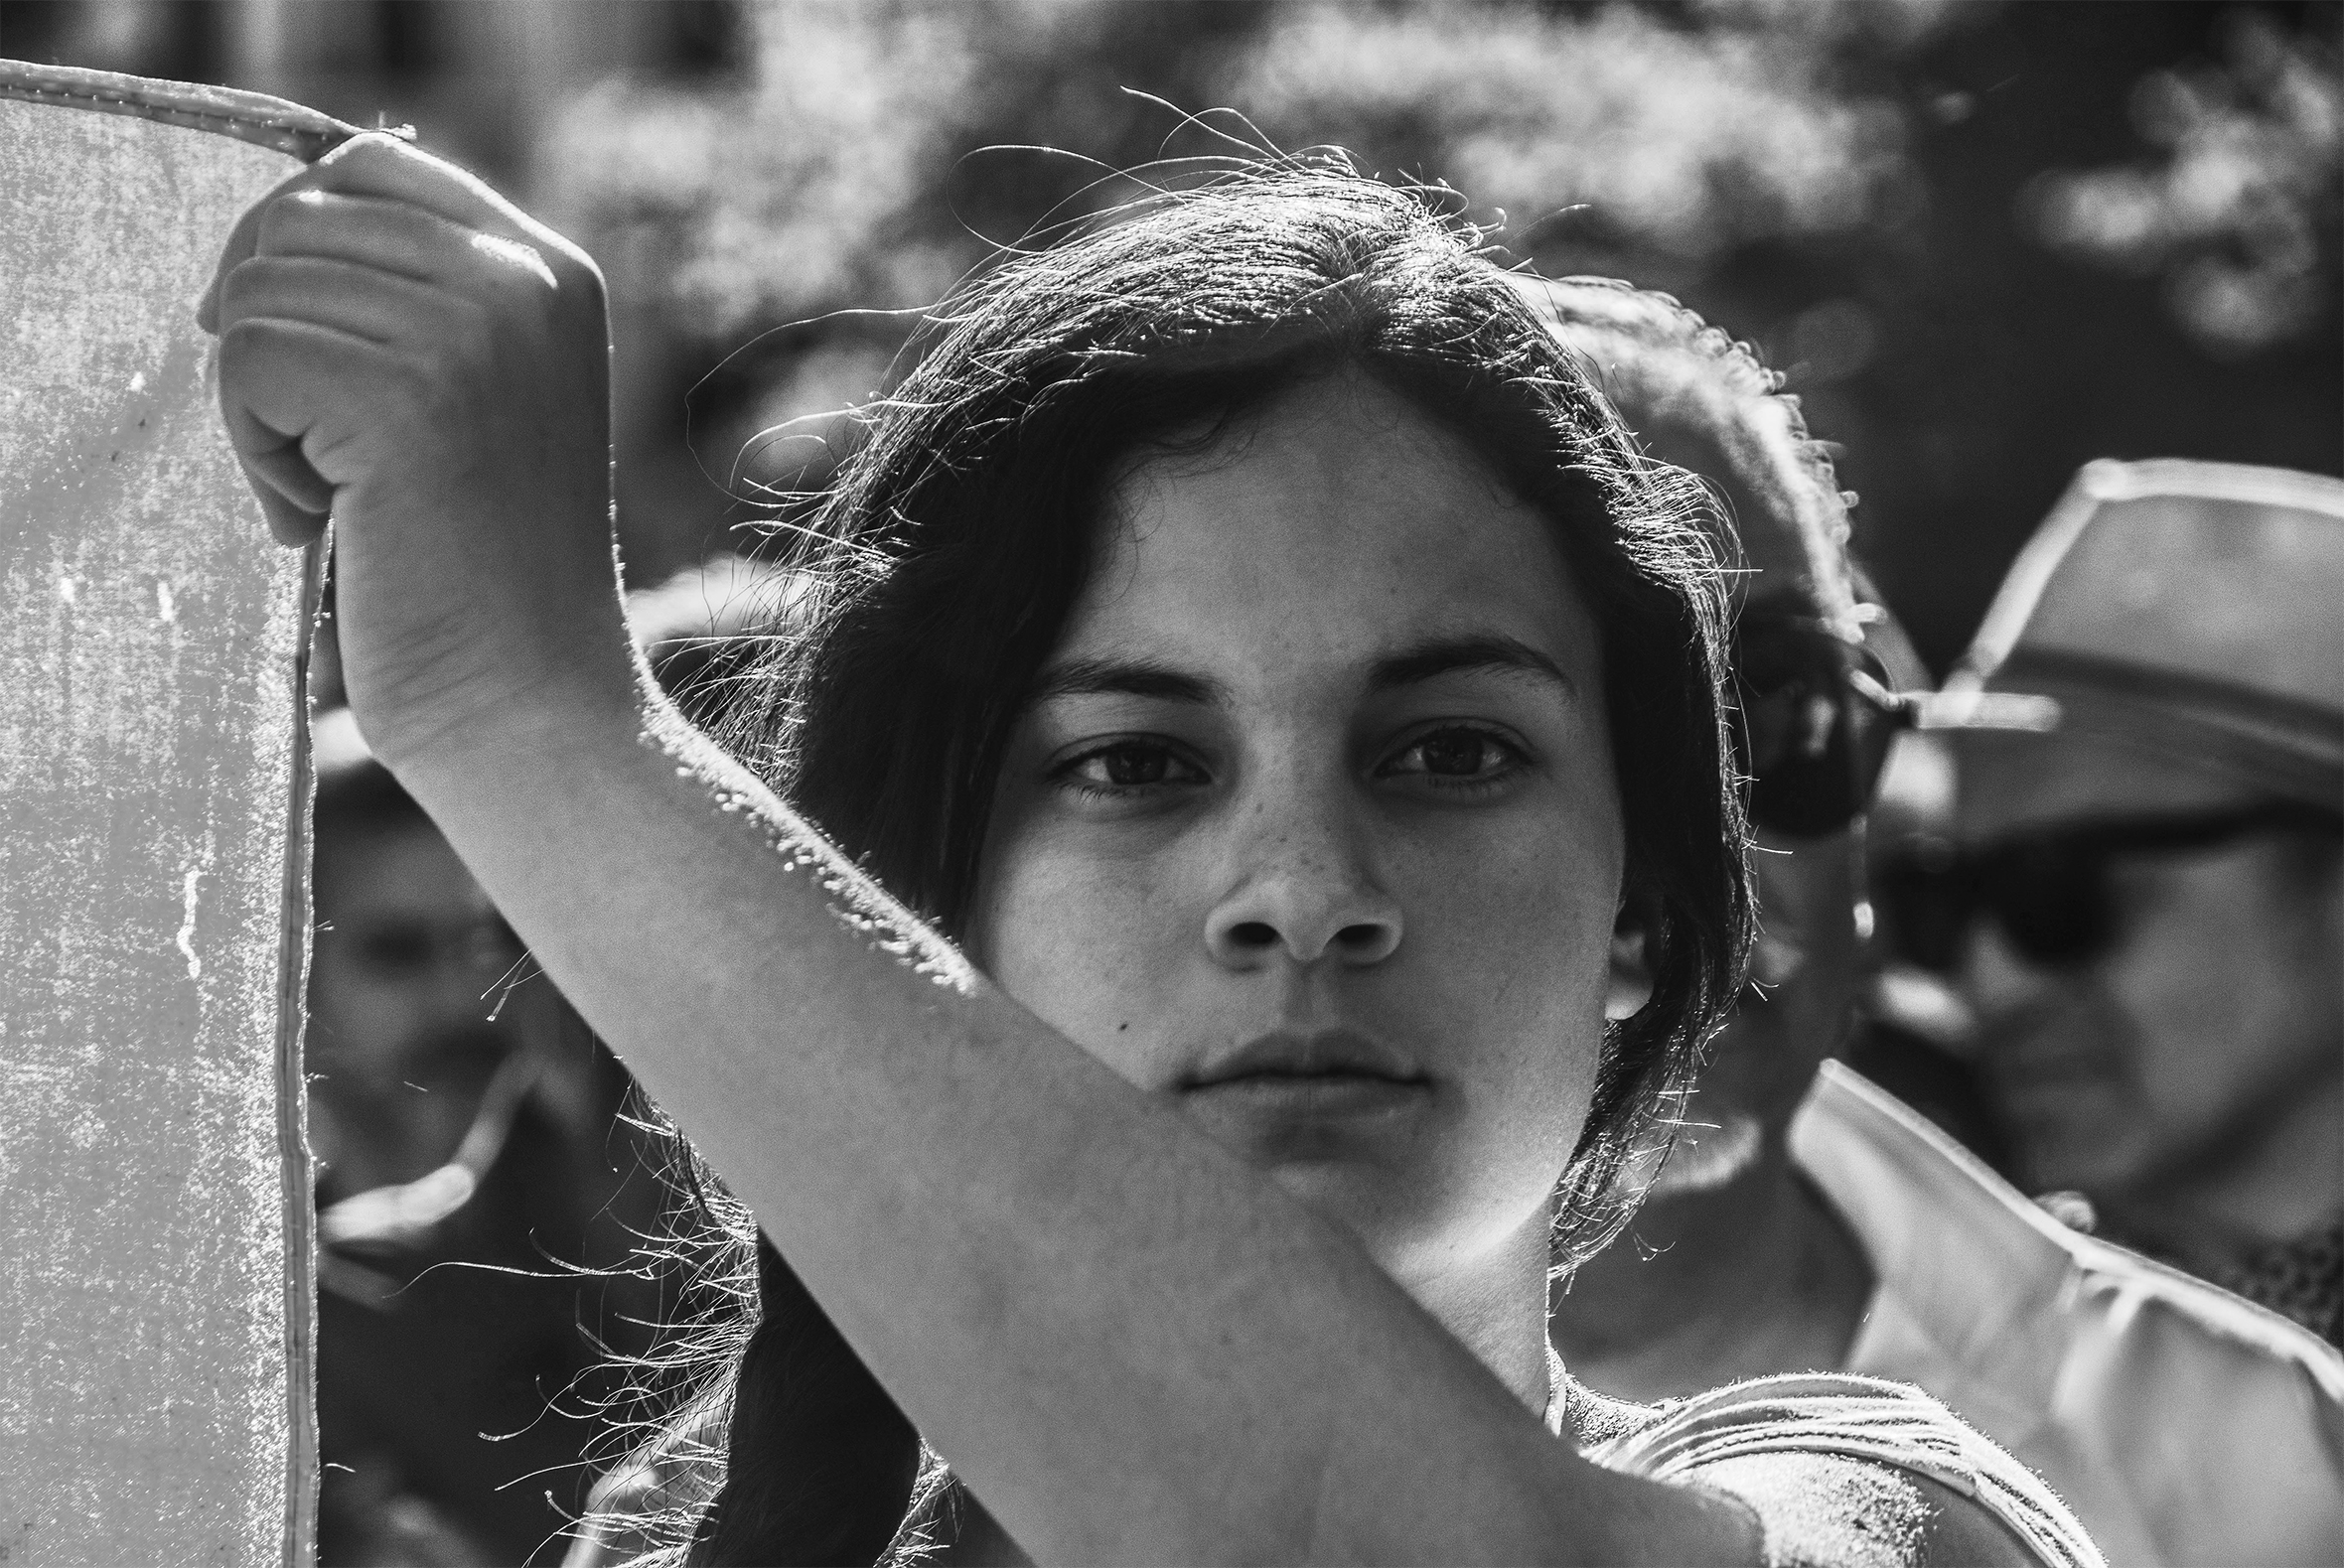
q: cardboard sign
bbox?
[0,63,349,1566]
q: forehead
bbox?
[1063,371,1599,680]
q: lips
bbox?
[1182,1027,1427,1089]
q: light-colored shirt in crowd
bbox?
[1792,1060,2344,1567]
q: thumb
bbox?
[214,335,335,546]
[237,451,331,547]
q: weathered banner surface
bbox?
[0,63,345,1566]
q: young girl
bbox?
[205,133,2096,1567]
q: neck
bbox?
[1388,1205,1559,1417]
[1547,1137,1873,1402]
[2112,1058,2344,1267]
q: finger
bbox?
[197,130,420,333]
[300,133,603,297]
[199,157,337,335]
[254,190,480,283]
[241,455,330,548]
[301,132,551,250]
[219,254,474,347]
[257,190,563,301]
[215,317,386,497]
[219,389,334,538]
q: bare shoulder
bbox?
[1683,1453,2052,1568]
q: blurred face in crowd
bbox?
[1577,398,1870,1192]
[1955,799,2343,1210]
[309,804,532,1199]
[968,371,1652,1289]
[1642,821,1861,1196]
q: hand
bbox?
[202,133,632,769]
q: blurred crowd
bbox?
[6,1,2334,1563]
[300,406,2344,1568]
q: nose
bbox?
[1204,798,1402,969]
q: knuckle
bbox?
[468,230,560,296]
[216,262,276,325]
[215,317,278,378]
[216,261,255,318]
[255,196,296,253]
[215,316,255,360]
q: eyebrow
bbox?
[1028,656,1231,707]
[1369,634,1577,698]
[1028,634,1575,710]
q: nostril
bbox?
[1230,921,1279,950]
[1335,922,1393,955]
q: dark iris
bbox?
[1099,745,1170,786]
[1418,730,1489,777]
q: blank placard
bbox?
[0,65,349,1567]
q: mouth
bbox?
[1183,1027,1426,1089]
[1177,1029,1433,1125]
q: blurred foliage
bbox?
[538,0,2341,664]
[536,0,1273,500]
[1225,0,1954,268]
[2024,9,2339,356]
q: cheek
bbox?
[969,827,1189,1072]
[1386,811,1616,1097]
[2114,868,2329,1105]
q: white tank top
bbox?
[1567,1369,2104,1568]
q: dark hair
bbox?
[665,157,1753,1566]
[1513,275,1862,638]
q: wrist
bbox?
[357,637,649,805]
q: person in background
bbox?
[220,133,2110,1567]
[1533,287,2344,1567]
[1897,459,2344,1354]
[310,699,664,1565]
[311,555,805,1565]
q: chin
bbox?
[1990,1068,2140,1194]
[1263,1156,1545,1283]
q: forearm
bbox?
[389,672,1749,1565]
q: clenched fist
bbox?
[203,132,634,771]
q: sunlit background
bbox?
[5,8,2337,1561]
[4,0,2335,669]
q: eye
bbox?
[1055,739,1209,798]
[1380,725,1528,790]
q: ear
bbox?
[1604,897,1658,1022]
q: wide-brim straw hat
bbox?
[1922,459,2344,842]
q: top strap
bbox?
[0,60,363,162]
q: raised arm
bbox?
[208,133,1749,1567]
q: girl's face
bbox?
[968,370,1652,1288]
